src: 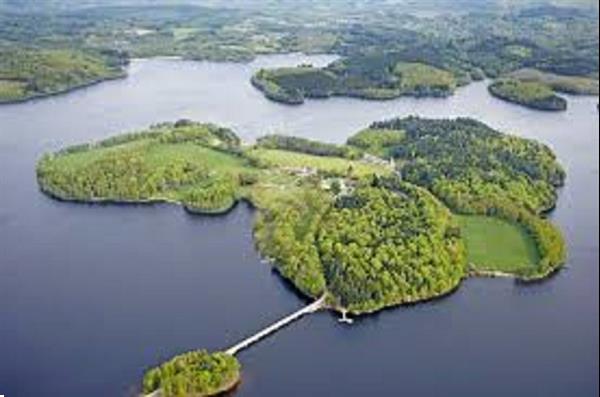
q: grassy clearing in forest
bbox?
[247,148,390,177]
[459,215,540,273]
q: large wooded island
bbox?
[36,117,566,396]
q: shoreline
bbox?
[326,278,466,317]
[37,183,469,315]
[0,72,127,106]
[251,74,457,106]
[37,182,245,217]
[487,84,568,112]
[143,371,241,397]
[1,51,335,107]
[4,54,596,110]
[37,182,564,314]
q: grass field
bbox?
[144,143,248,173]
[52,140,248,174]
[458,215,540,273]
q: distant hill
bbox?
[1,0,598,14]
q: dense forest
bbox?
[318,180,466,312]
[1,2,597,104]
[142,350,240,397]
[361,117,565,212]
[254,187,331,298]
[37,117,567,311]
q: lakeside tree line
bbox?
[256,134,360,159]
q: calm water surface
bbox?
[0,54,598,397]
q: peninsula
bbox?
[36,117,566,396]
[251,61,459,104]
[488,79,568,111]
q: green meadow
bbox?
[459,215,540,273]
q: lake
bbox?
[0,54,598,397]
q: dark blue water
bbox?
[1,54,598,397]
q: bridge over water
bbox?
[226,295,326,355]
[143,296,326,397]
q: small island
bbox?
[142,350,240,397]
[36,117,567,395]
[488,79,567,111]
[252,60,459,105]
